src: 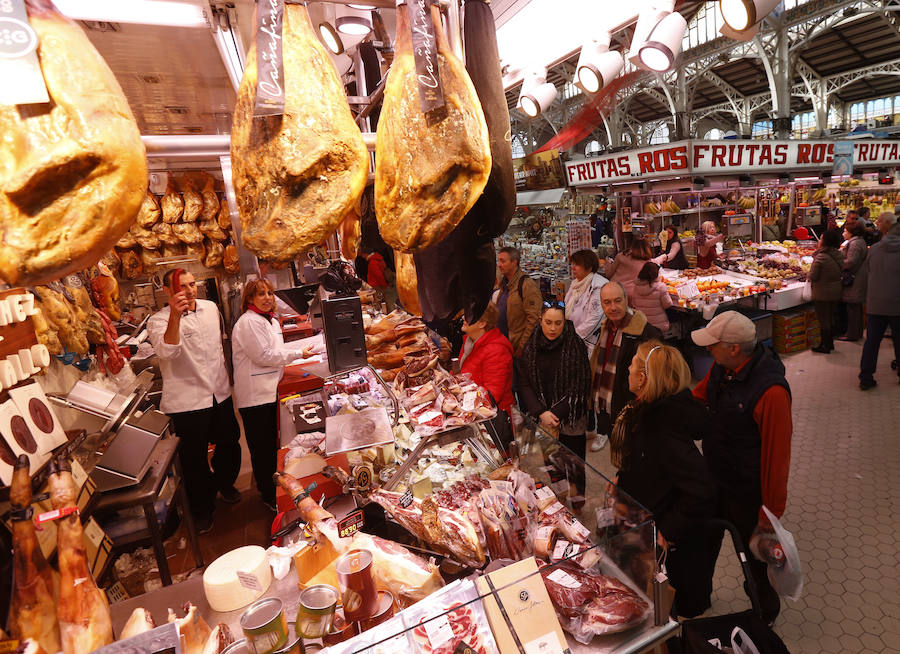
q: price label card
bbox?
[523,632,566,654]
[236,571,262,592]
[552,539,580,560]
[677,281,700,299]
[543,501,565,516]
[338,509,364,539]
[0,0,49,105]
[423,614,455,650]
[399,488,414,508]
[547,569,582,590]
[596,507,615,528]
[535,486,556,503]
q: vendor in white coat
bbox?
[147,269,242,534]
[232,278,314,510]
[565,249,609,451]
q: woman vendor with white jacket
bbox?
[232,278,314,510]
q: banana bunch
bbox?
[810,189,827,202]
[706,197,724,207]
[645,202,661,215]
[662,197,680,213]
[738,197,756,210]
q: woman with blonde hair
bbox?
[609,340,716,618]
[232,278,314,510]
[695,221,724,269]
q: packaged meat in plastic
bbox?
[402,579,498,654]
[539,560,651,642]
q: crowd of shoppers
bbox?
[483,244,794,624]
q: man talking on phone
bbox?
[147,269,242,534]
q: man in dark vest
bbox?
[691,311,792,625]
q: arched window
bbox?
[752,120,773,139]
[648,123,670,145]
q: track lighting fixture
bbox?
[719,0,782,32]
[518,68,556,118]
[574,34,624,94]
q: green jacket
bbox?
[502,267,542,356]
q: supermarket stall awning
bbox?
[516,188,566,206]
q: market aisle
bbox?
[588,339,900,653]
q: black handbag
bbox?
[484,390,514,454]
[841,269,855,287]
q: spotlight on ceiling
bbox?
[574,34,625,94]
[347,3,376,8]
[318,21,344,55]
[336,7,372,36]
[719,0,782,32]
[518,69,556,118]
[638,11,687,72]
[628,2,681,71]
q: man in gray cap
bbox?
[691,311,793,625]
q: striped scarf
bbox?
[590,311,637,413]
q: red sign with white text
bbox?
[565,140,900,186]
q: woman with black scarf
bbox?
[515,301,592,495]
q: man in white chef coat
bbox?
[147,269,241,534]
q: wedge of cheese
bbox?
[202,545,271,612]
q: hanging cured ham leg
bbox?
[48,460,113,654]
[0,0,147,286]
[9,456,61,654]
[375,1,491,252]
[395,251,422,316]
[231,4,368,262]
[414,0,513,322]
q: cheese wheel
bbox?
[203,545,272,611]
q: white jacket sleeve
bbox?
[574,281,606,341]
[235,316,305,368]
[146,311,183,360]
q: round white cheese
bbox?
[202,545,272,612]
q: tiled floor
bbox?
[588,337,900,654]
[143,338,900,653]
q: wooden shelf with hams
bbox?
[109,172,240,282]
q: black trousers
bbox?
[845,302,864,341]
[700,492,781,622]
[238,402,278,505]
[558,432,587,497]
[813,300,836,350]
[169,396,241,518]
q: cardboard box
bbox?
[475,558,568,654]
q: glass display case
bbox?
[322,423,677,654]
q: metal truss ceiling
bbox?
[511,0,900,150]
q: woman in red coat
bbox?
[460,303,514,411]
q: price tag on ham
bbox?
[552,539,580,561]
[596,507,615,528]
[338,509,364,538]
[399,488,414,508]
[546,568,582,590]
[34,506,77,524]
[422,614,455,650]
[570,519,591,541]
[543,501,565,516]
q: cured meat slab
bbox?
[374,2,491,253]
[9,456,61,654]
[231,4,368,262]
[49,460,113,654]
[0,0,147,286]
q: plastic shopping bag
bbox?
[754,506,803,601]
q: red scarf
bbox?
[249,303,275,322]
